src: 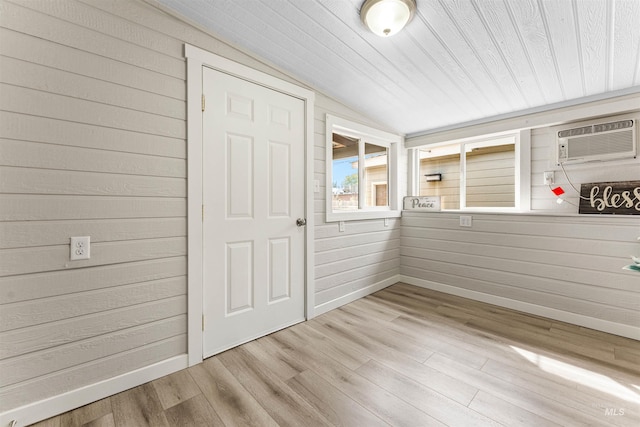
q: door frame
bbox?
[185,44,315,366]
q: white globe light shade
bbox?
[361,0,417,37]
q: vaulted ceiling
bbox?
[156,0,640,136]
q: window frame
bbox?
[326,114,402,222]
[409,130,531,212]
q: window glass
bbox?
[419,144,460,209]
[418,136,516,210]
[332,133,359,211]
[326,114,402,222]
[465,142,515,208]
[363,143,388,208]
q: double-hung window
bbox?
[326,115,402,221]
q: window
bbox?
[412,131,530,211]
[326,115,402,221]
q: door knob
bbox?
[296,218,307,227]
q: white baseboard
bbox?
[1,355,188,427]
[314,275,400,316]
[400,275,640,341]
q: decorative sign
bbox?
[579,181,640,215]
[403,196,441,211]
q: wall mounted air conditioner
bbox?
[556,115,637,165]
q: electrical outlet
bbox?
[543,171,555,185]
[70,236,90,260]
[384,218,389,227]
[459,215,472,227]
[339,221,345,232]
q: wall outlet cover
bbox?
[459,216,472,227]
[70,236,90,260]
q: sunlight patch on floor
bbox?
[510,345,640,403]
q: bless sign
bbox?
[579,181,640,215]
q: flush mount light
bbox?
[361,0,417,37]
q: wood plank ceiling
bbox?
[155,0,640,136]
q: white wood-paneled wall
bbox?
[402,117,640,339]
[401,212,640,337]
[0,0,403,416]
[0,0,191,412]
[313,109,403,313]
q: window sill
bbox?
[402,208,527,215]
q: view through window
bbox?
[332,133,389,211]
[419,136,516,209]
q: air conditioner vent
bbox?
[558,125,593,138]
[566,130,633,158]
[593,119,633,133]
[555,116,637,165]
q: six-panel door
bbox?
[202,67,306,357]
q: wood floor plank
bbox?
[391,315,489,369]
[480,358,640,426]
[392,312,523,368]
[82,413,116,427]
[152,369,201,410]
[110,383,169,427]
[347,296,403,322]
[58,397,112,427]
[548,323,628,354]
[338,303,444,354]
[286,370,390,427]
[614,346,640,365]
[288,322,371,370]
[189,358,279,427]
[306,317,479,406]
[425,352,612,426]
[217,346,333,427]
[551,321,639,347]
[380,285,640,378]
[28,417,60,427]
[465,315,639,376]
[319,307,433,361]
[163,394,224,426]
[27,283,640,427]
[269,327,447,427]
[242,338,305,381]
[469,390,561,427]
[356,359,502,426]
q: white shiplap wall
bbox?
[0,0,403,419]
[313,110,403,314]
[0,0,189,414]
[402,106,640,339]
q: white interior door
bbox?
[202,67,306,357]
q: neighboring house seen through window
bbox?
[326,115,402,221]
[412,131,530,212]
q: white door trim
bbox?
[185,44,315,366]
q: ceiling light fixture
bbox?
[361,0,417,37]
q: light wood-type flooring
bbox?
[32,283,640,426]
